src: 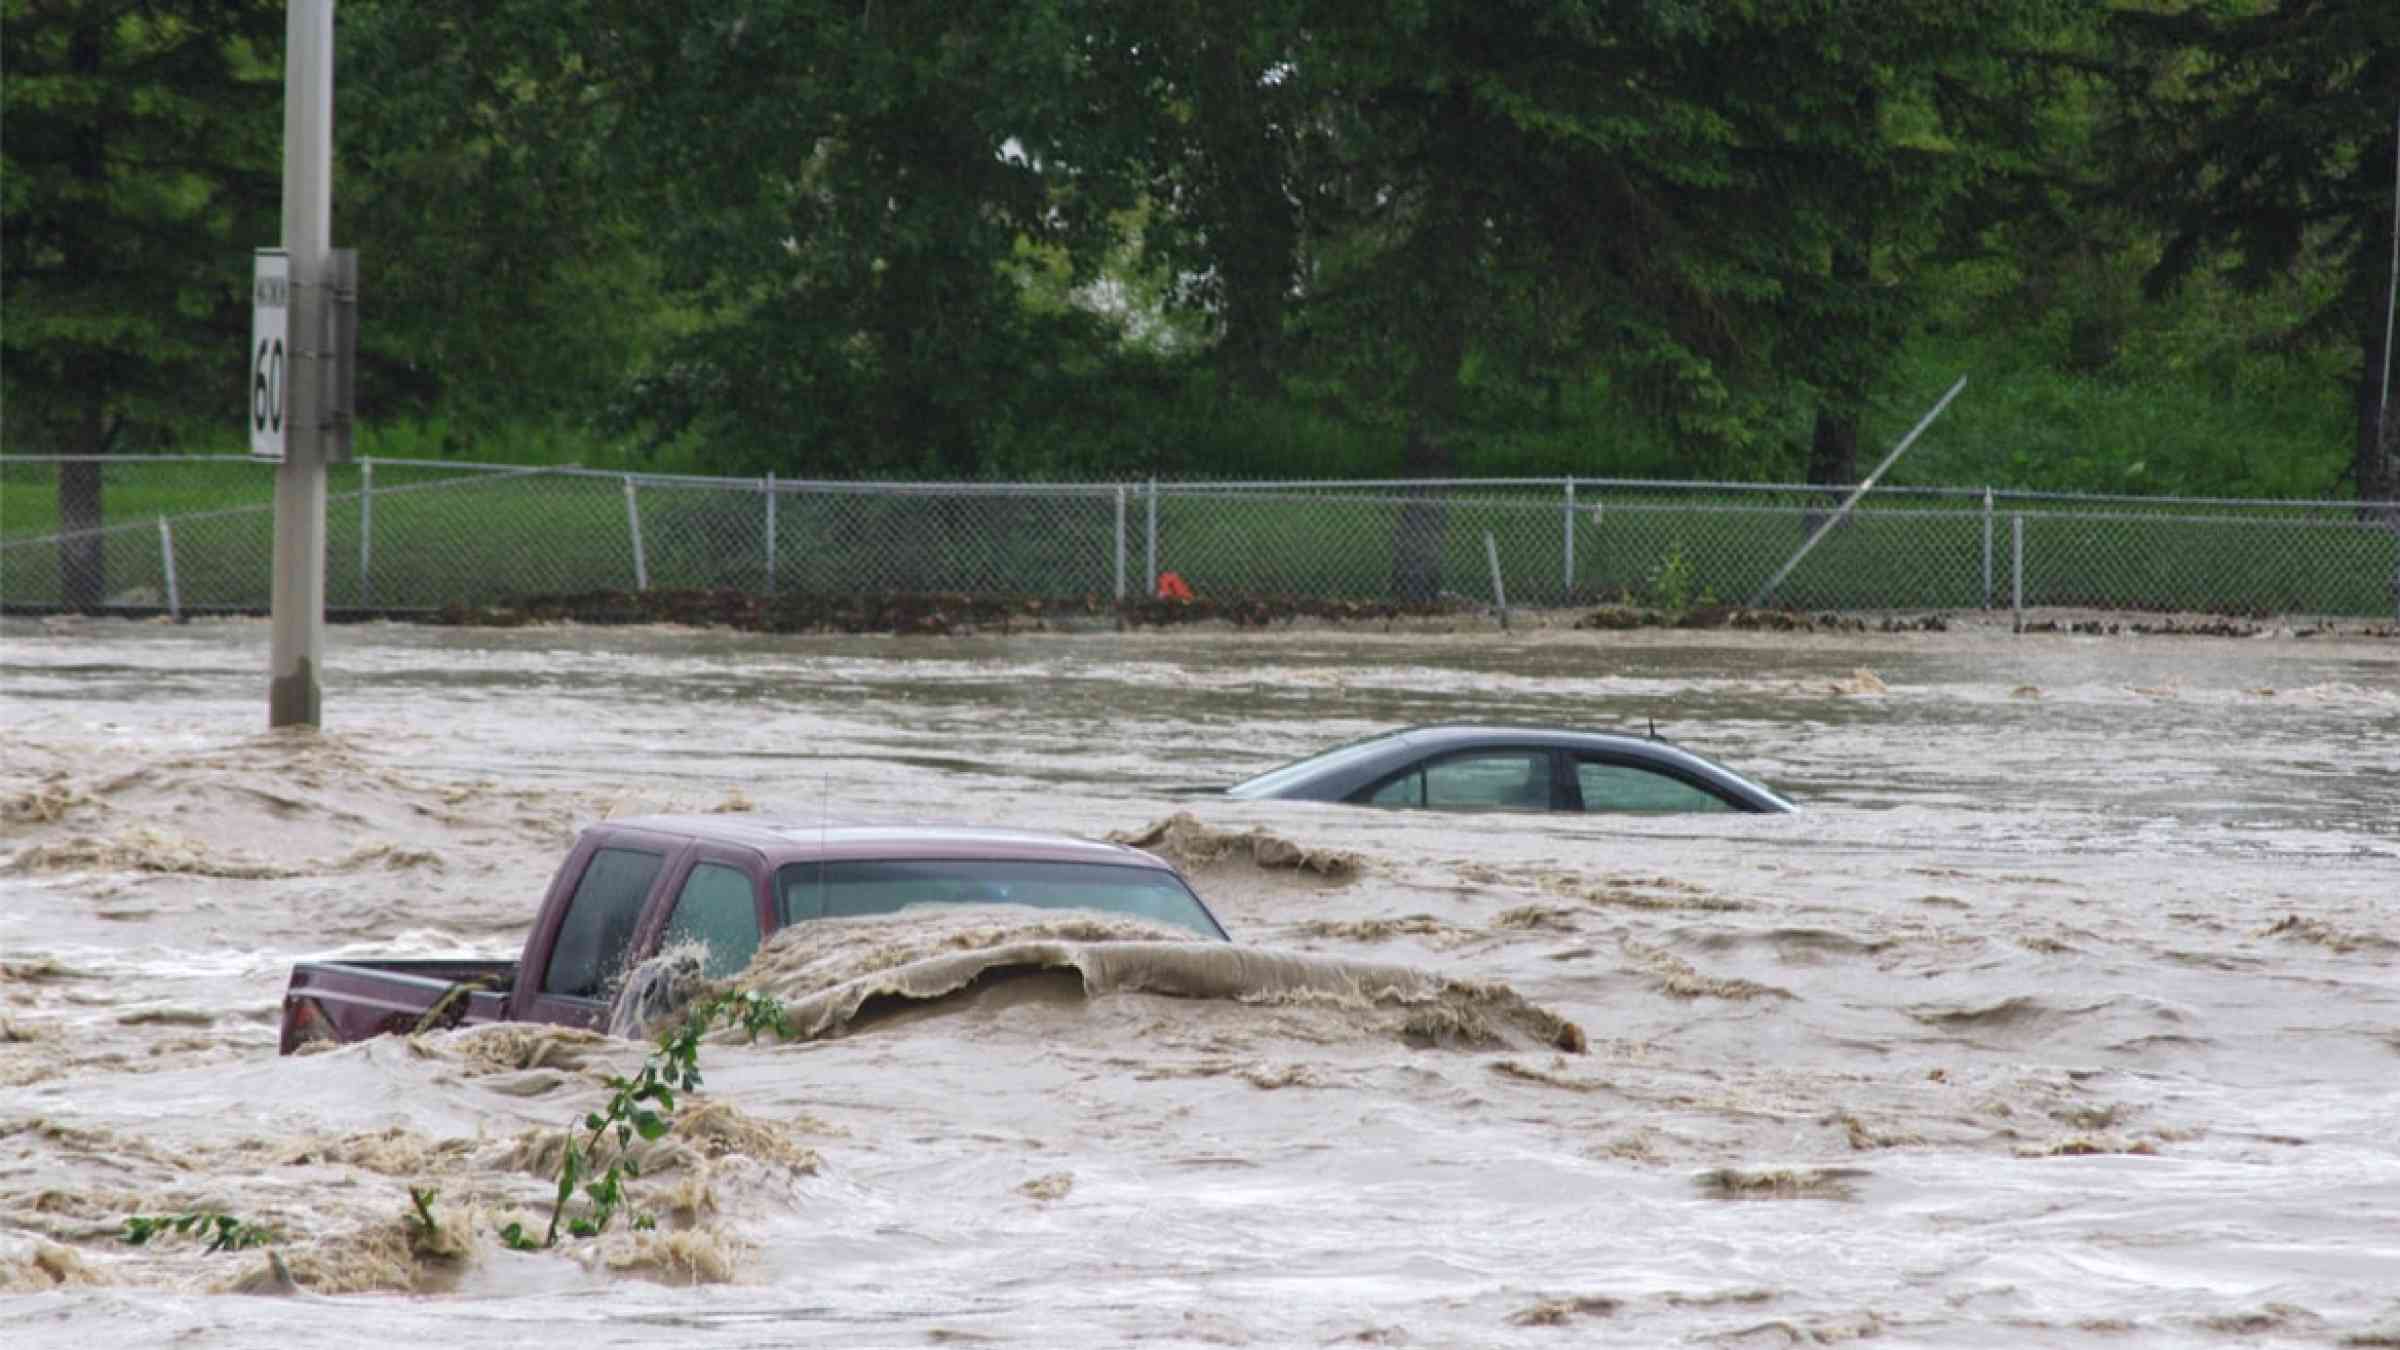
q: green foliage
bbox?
[1889,326,2349,498]
[0,0,2384,500]
[2108,0,2400,496]
[1,0,285,455]
[405,1187,442,1242]
[1643,540,1712,616]
[501,989,790,1251]
[334,3,683,434]
[121,993,795,1268]
[122,1211,277,1253]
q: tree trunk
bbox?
[2357,305,2398,510]
[2352,297,2400,615]
[1804,83,1881,536]
[57,404,107,611]
[1806,231,1873,491]
[1198,42,1297,399]
[1391,198,1475,603]
[1806,402,1862,489]
[1804,213,1875,540]
[56,22,109,609]
[1392,426,1452,603]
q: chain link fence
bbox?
[4,455,2396,620]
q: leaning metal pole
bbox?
[268,0,334,727]
[1750,375,1968,609]
[2379,101,2399,447]
[2383,103,2400,620]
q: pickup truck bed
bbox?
[280,958,518,1053]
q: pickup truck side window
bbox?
[543,846,666,998]
[660,862,761,980]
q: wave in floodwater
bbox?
[2,618,2398,1346]
[607,907,1585,1057]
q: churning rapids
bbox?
[1,613,2395,1348]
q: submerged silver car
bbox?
[1223,724,1795,814]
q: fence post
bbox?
[624,475,649,591]
[359,457,374,609]
[765,472,778,596]
[2011,512,2024,632]
[1114,484,1127,601]
[1590,492,1602,598]
[1145,477,1158,597]
[158,516,181,622]
[1485,530,1509,629]
[1981,486,1993,609]
[1563,479,1576,601]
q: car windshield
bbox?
[774,859,1226,940]
[1224,733,1405,799]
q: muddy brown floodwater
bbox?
[1,612,2396,1348]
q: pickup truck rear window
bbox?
[775,859,1226,940]
[544,846,666,998]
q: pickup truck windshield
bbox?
[776,859,1226,941]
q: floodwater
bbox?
[1,612,2396,1348]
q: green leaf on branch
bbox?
[497,988,792,1250]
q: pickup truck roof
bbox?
[599,815,1177,869]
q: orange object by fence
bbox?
[1155,571,1195,602]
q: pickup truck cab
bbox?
[279,815,1229,1053]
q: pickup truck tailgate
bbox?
[281,958,518,1053]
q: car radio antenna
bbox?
[1647,715,1659,740]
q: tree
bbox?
[576,0,1153,476]
[1262,0,1782,593]
[1106,0,1317,398]
[1687,1,2089,488]
[2114,0,2400,502]
[2,0,283,606]
[332,3,675,437]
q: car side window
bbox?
[1375,751,1546,810]
[659,861,761,980]
[542,846,666,998]
[1427,752,1549,809]
[1576,759,1737,813]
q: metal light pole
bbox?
[268,0,334,728]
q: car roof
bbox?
[589,815,1177,870]
[1382,723,1677,752]
[1225,722,1794,811]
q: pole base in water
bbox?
[269,658,320,728]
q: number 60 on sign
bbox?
[250,249,289,461]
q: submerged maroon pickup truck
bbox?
[278,814,1230,1054]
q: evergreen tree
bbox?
[2,0,283,604]
[578,0,1152,475]
[2115,0,2400,501]
[335,3,673,436]
[1689,0,2087,487]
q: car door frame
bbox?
[510,825,697,1028]
[627,842,775,978]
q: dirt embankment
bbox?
[429,588,1468,636]
[421,588,2400,640]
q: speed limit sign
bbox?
[250,249,289,461]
